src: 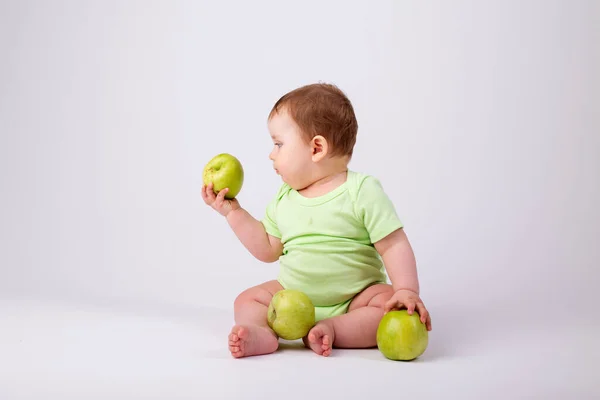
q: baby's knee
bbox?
[233,286,271,309]
[369,289,394,309]
[233,288,253,309]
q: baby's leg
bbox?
[306,284,393,356]
[229,279,283,358]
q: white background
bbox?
[1,1,599,398]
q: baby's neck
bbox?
[298,162,349,198]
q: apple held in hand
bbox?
[267,289,315,340]
[376,310,428,361]
[202,153,244,199]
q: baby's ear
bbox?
[311,135,329,161]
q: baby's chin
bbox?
[277,172,309,191]
[280,176,298,190]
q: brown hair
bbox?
[268,83,358,158]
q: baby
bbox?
[202,83,432,358]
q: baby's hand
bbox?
[201,182,241,217]
[384,289,432,331]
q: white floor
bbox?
[1,296,598,399]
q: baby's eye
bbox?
[274,143,282,148]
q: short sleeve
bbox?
[261,184,288,239]
[356,176,404,243]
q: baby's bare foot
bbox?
[305,321,335,357]
[228,325,278,358]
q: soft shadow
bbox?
[407,303,477,362]
[412,302,518,362]
[277,339,308,352]
[338,302,505,363]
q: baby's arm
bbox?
[374,228,419,293]
[375,228,432,330]
[226,208,283,263]
[202,183,283,263]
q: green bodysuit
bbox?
[261,170,404,321]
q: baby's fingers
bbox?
[201,184,214,204]
[415,302,431,330]
[205,182,216,202]
[215,188,229,208]
[406,302,417,315]
[384,298,403,313]
[383,299,394,313]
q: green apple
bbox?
[376,310,428,361]
[202,153,244,199]
[267,289,315,340]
